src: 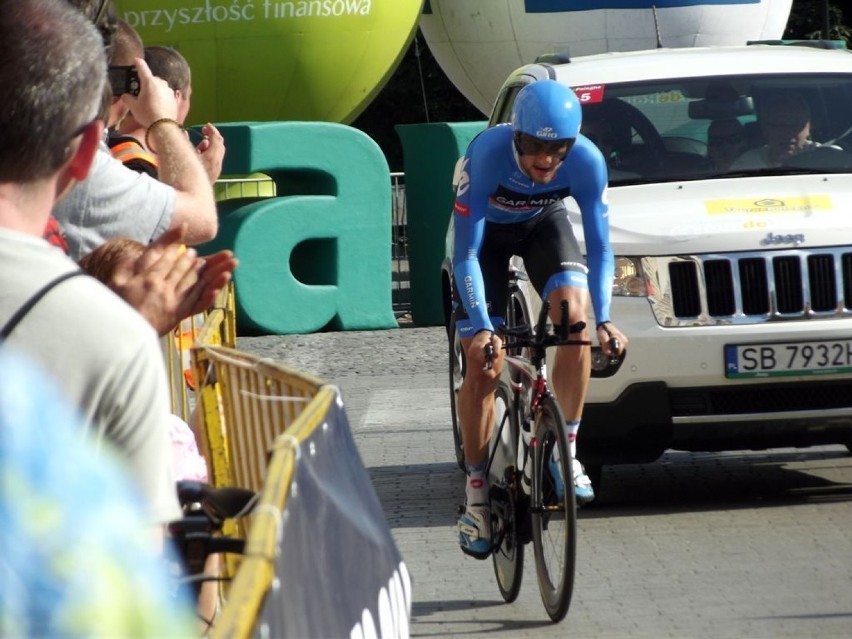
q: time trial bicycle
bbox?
[482,280,624,622]
[448,265,624,621]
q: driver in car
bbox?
[732,90,817,169]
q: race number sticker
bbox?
[573,84,605,104]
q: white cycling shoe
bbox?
[458,502,491,559]
[549,454,596,505]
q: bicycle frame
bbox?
[483,289,588,621]
[488,323,566,517]
[486,279,622,488]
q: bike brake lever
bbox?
[609,337,623,363]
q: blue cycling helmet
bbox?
[511,80,581,141]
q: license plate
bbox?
[725,339,852,378]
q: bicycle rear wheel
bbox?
[448,316,466,471]
[531,395,577,622]
[489,381,524,602]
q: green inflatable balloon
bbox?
[114,0,423,125]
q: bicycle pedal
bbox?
[516,494,533,545]
[459,545,491,561]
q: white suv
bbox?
[441,42,852,482]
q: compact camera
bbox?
[108,65,140,97]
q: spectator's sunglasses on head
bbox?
[514,132,575,159]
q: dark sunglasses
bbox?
[514,133,574,158]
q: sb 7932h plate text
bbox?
[725,340,852,379]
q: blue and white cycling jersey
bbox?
[452,123,614,335]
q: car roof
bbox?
[546,45,852,87]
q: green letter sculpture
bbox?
[207,122,397,334]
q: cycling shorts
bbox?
[453,202,588,332]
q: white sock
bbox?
[464,461,488,504]
[566,420,581,460]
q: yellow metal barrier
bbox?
[190,284,327,627]
[192,345,324,493]
[162,316,200,423]
[189,282,408,638]
[214,173,277,202]
[162,282,237,423]
[208,387,337,639]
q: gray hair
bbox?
[0,0,107,182]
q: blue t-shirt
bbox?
[0,351,196,637]
[452,124,613,334]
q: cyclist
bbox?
[452,79,628,558]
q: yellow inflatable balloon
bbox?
[115,0,424,124]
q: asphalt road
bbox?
[239,323,852,639]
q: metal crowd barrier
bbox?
[206,386,338,639]
[161,278,238,424]
[390,171,410,316]
[214,174,277,201]
[163,169,411,637]
[175,267,411,637]
[162,315,201,423]
[188,281,325,633]
[192,345,324,494]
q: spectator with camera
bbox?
[114,44,224,185]
[104,19,160,177]
[55,0,224,262]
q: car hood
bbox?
[570,174,852,255]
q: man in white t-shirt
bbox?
[55,0,224,262]
[0,0,182,530]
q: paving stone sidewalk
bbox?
[239,325,852,639]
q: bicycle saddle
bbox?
[176,480,257,522]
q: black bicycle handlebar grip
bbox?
[483,342,494,370]
[609,337,621,360]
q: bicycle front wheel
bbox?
[489,381,524,602]
[531,395,577,622]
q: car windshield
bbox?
[575,73,852,184]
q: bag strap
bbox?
[1,270,87,339]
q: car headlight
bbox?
[613,257,647,297]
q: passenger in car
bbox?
[732,90,817,169]
[707,118,746,172]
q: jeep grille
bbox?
[647,249,852,326]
